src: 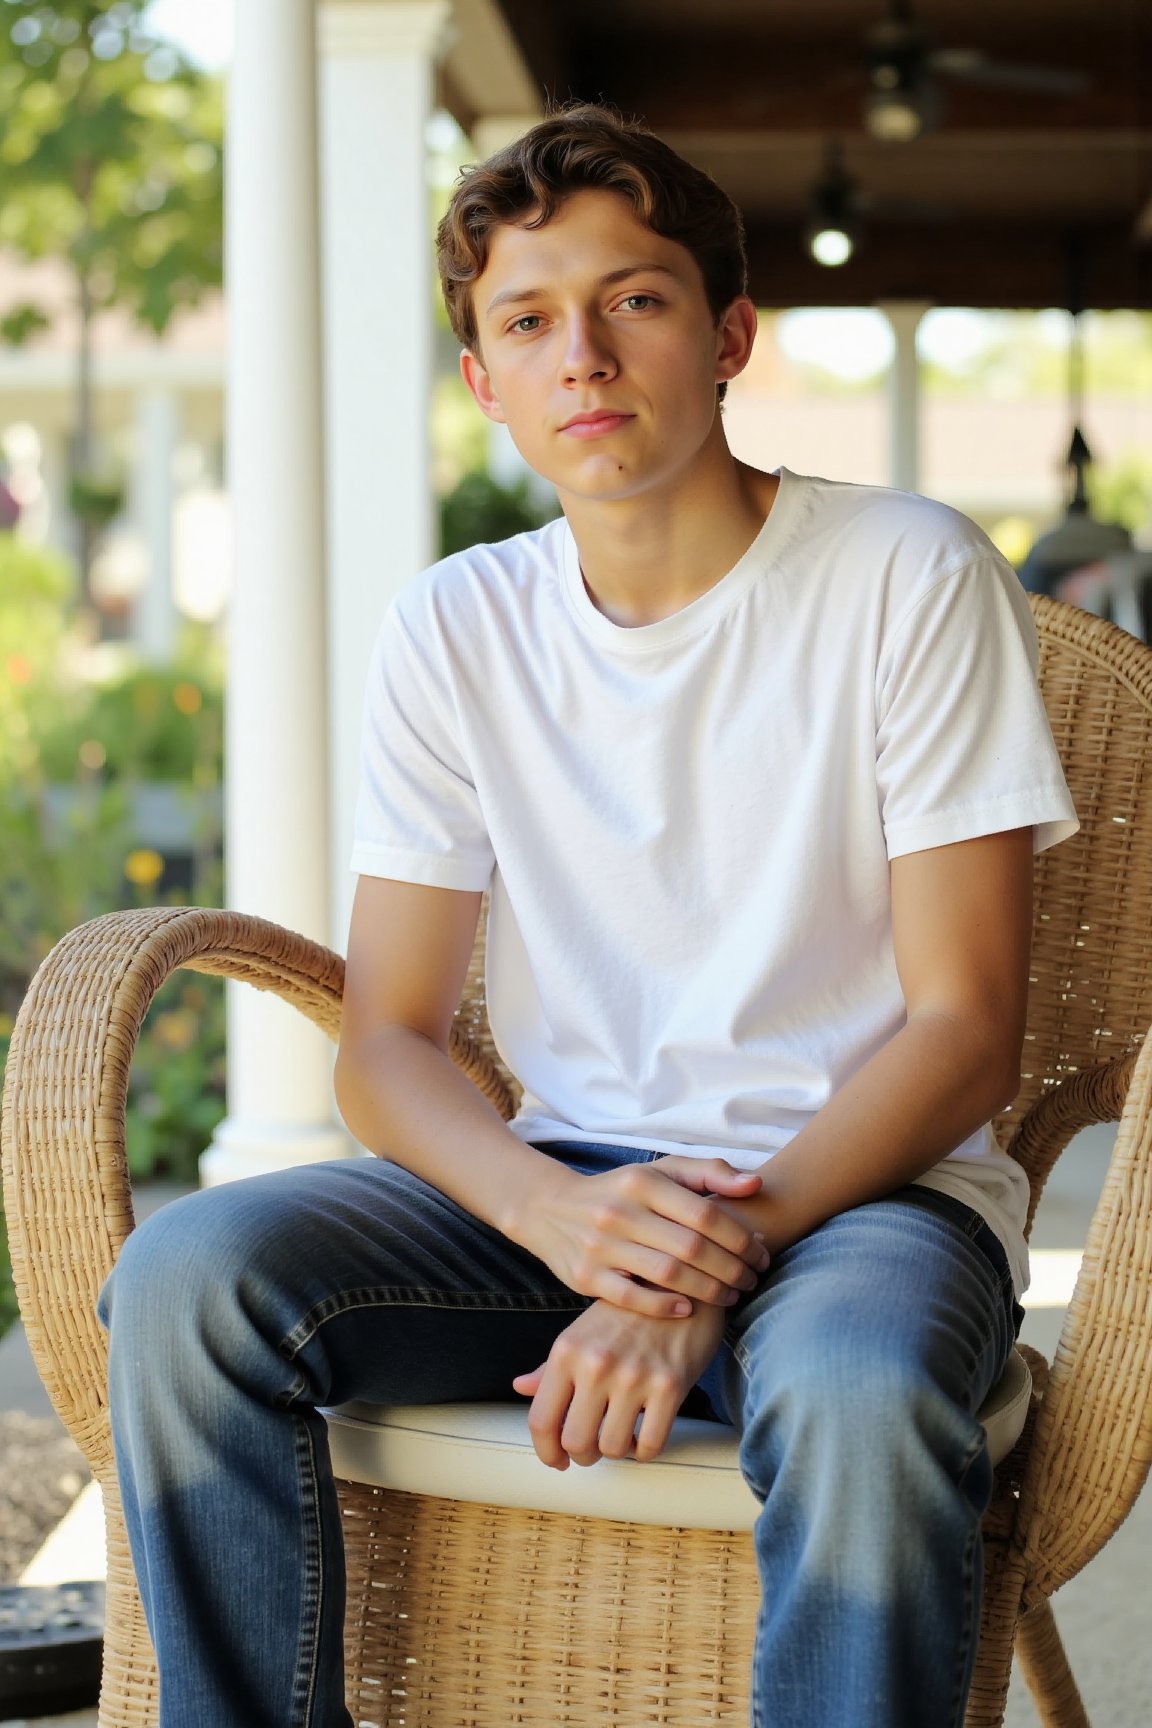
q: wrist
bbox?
[499,1147,577,1248]
[706,1179,789,1259]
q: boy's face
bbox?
[459,188,755,507]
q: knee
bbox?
[737,1337,981,1495]
[98,1187,249,1346]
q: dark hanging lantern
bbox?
[1018,235,1131,597]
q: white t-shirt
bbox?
[351,465,1080,1299]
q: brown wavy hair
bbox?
[436,103,748,398]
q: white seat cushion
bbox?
[322,1345,1032,1532]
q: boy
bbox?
[100,105,1079,1727]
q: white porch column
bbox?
[202,0,349,1186]
[130,386,179,661]
[318,0,454,958]
[878,300,932,494]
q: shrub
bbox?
[0,537,227,1340]
[439,470,558,556]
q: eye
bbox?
[619,293,658,312]
[509,313,543,334]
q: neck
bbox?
[559,430,781,628]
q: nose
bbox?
[561,314,618,386]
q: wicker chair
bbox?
[3,592,1151,1727]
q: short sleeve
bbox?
[875,557,1080,860]
[349,605,495,890]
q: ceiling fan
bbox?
[859,0,1091,141]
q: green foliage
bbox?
[0,531,79,781]
[0,527,226,1305]
[0,1182,16,1342]
[37,661,223,782]
[440,470,559,557]
[0,1,225,339]
[125,972,226,1181]
[67,470,124,525]
[0,776,138,1019]
[920,311,1152,400]
[1087,450,1152,539]
[0,299,50,344]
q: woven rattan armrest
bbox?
[0,906,508,1472]
[1005,1025,1152,1609]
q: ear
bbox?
[714,296,758,388]
[460,348,506,424]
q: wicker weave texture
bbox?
[992,597,1152,1186]
[338,1482,758,1726]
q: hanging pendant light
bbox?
[804,139,861,267]
[1018,235,1131,596]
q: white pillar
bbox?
[878,300,932,494]
[318,0,454,960]
[202,0,349,1186]
[130,386,179,661]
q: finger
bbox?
[512,1364,546,1395]
[596,1269,694,1318]
[632,1380,682,1463]
[559,1380,615,1468]
[596,1382,649,1461]
[638,1173,773,1270]
[658,1157,763,1194]
[525,1368,575,1471]
[623,1239,755,1307]
[623,1211,770,1296]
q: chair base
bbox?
[339,1478,759,1727]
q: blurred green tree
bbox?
[0,0,224,613]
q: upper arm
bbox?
[336,874,483,1067]
[888,826,1034,1084]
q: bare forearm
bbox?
[334,1025,566,1240]
[334,1027,771,1311]
[714,1011,1019,1256]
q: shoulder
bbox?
[390,514,568,644]
[787,468,1018,631]
[797,470,1001,571]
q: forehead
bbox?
[477,188,701,310]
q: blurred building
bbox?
[0,249,228,658]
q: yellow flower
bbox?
[152,1010,196,1052]
[124,848,165,887]
[172,682,203,715]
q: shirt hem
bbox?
[884,795,1079,860]
[348,846,493,891]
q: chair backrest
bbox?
[991,597,1152,1199]
[452,594,1152,1221]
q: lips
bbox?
[559,411,636,439]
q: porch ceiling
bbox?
[450,0,1152,309]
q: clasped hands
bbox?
[508,1155,770,1471]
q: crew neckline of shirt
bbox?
[557,464,805,654]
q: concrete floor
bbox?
[3,1128,1149,1727]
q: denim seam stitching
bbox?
[947,1432,988,1725]
[290,1417,325,1728]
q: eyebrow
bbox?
[484,263,681,320]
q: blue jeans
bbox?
[97,1141,1023,1727]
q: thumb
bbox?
[512,1365,545,1395]
[704,1159,763,1190]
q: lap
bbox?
[695,1184,1021,1432]
[106,1144,636,1409]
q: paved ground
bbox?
[2,1136,1149,1726]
